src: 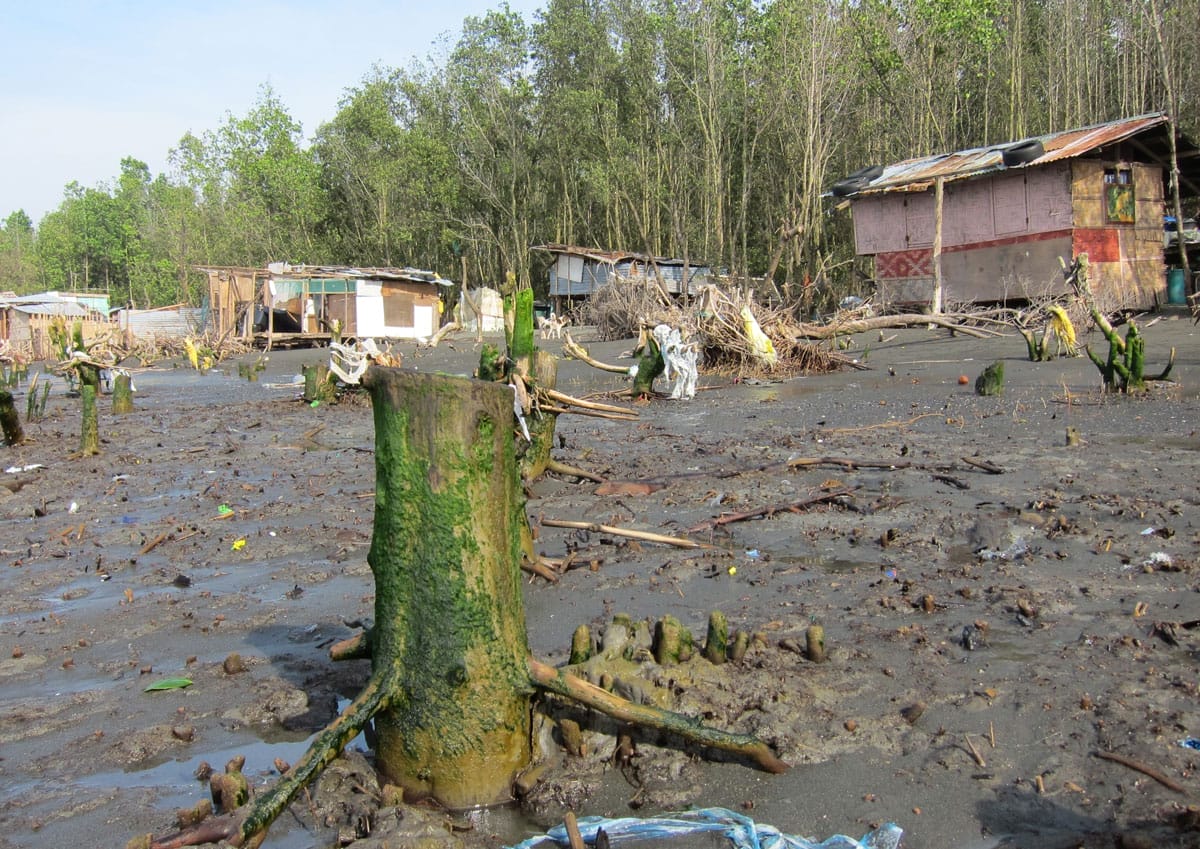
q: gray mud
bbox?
[1,318,1199,849]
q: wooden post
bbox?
[363,367,531,808]
[931,176,945,315]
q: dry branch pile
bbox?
[575,275,847,379]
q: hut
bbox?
[535,245,714,309]
[834,113,1200,311]
[0,292,114,359]
[202,264,453,345]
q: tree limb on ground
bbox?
[543,387,637,416]
[688,488,859,533]
[793,313,1006,340]
[562,332,631,373]
[528,657,789,774]
[539,518,711,549]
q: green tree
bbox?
[0,210,37,293]
[204,85,328,264]
[444,8,539,286]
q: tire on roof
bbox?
[1002,139,1044,167]
[831,165,884,197]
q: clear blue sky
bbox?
[1,0,544,223]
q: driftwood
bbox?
[688,488,858,533]
[539,518,710,549]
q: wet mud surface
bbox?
[1,318,1199,849]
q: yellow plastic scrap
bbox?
[739,305,777,368]
[184,337,200,371]
[1047,305,1077,355]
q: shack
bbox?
[0,292,114,359]
[536,245,714,308]
[835,113,1200,310]
[202,264,452,345]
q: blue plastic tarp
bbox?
[507,807,902,849]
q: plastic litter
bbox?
[652,324,699,400]
[739,307,777,369]
[978,538,1028,561]
[5,464,43,473]
[507,808,902,849]
[1180,737,1200,750]
[1142,552,1173,569]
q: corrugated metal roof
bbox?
[534,244,710,268]
[10,301,91,317]
[272,264,452,286]
[198,264,454,286]
[847,113,1183,196]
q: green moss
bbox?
[365,370,531,800]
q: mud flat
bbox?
[0,316,1198,849]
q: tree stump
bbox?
[0,389,23,446]
[363,367,531,808]
[79,366,101,455]
[112,373,134,414]
[975,361,1004,396]
[302,363,337,403]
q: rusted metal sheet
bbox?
[850,113,1173,196]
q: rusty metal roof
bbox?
[198,264,452,286]
[533,244,709,267]
[847,112,1200,196]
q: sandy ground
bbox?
[1,315,1199,849]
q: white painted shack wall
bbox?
[354,280,436,339]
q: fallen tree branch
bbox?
[425,320,462,348]
[543,388,637,416]
[145,666,395,849]
[688,488,858,533]
[540,404,638,421]
[960,457,1004,474]
[1093,750,1187,793]
[786,457,911,471]
[794,313,1006,340]
[819,413,947,436]
[528,657,789,774]
[522,557,562,583]
[544,459,606,483]
[539,518,710,549]
[562,332,631,373]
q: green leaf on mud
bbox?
[144,677,193,692]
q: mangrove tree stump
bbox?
[112,373,134,414]
[79,366,101,455]
[362,366,531,808]
[302,363,337,404]
[0,389,24,446]
[975,361,1004,396]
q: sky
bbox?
[0,0,544,224]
